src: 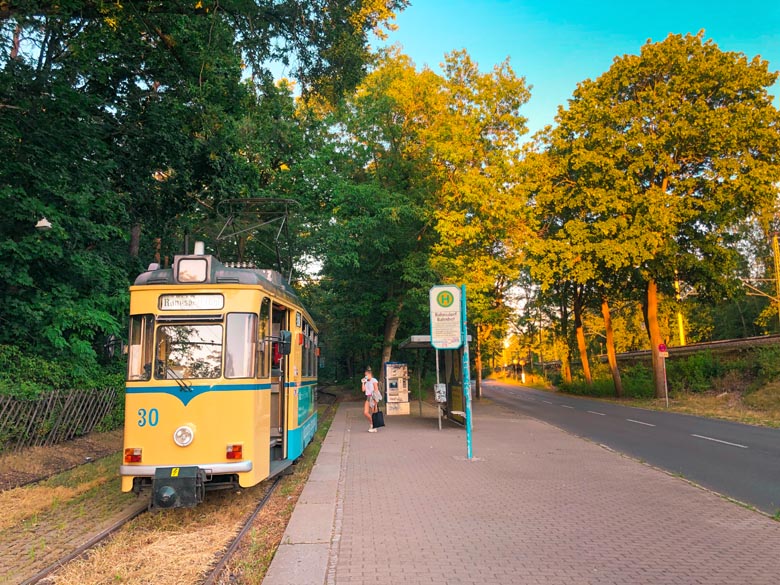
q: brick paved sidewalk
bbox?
[266,399,780,585]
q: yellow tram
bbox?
[120,244,318,508]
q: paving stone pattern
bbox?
[327,401,780,585]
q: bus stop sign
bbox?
[429,285,462,350]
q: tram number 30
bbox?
[137,408,159,427]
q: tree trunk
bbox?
[129,223,142,258]
[10,23,21,60]
[601,296,623,398]
[645,279,665,399]
[559,286,572,384]
[560,345,572,384]
[380,298,404,383]
[573,286,592,384]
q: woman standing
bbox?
[362,367,379,432]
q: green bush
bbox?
[666,351,724,393]
[621,364,654,398]
[558,363,654,399]
[754,346,780,382]
[0,344,125,398]
[559,378,615,397]
[0,345,70,397]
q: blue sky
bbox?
[380,0,780,137]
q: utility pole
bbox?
[674,271,686,346]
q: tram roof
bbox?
[133,255,301,304]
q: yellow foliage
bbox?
[349,0,400,40]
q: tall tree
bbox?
[0,0,407,365]
[532,32,780,398]
[423,51,531,392]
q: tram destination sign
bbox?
[159,294,224,311]
[429,285,462,350]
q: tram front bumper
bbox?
[152,466,206,509]
[120,460,253,477]
[120,461,253,507]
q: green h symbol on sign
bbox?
[437,290,455,307]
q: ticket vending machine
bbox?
[384,362,410,415]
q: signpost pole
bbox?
[662,356,669,408]
[659,343,669,408]
[435,349,442,431]
[461,284,473,460]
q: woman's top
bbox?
[362,376,378,398]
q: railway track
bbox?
[202,390,340,584]
[21,478,284,585]
[14,388,341,585]
[202,476,282,585]
[19,499,149,585]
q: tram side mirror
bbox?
[279,330,292,356]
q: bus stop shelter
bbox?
[398,334,472,427]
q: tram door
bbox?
[270,304,288,463]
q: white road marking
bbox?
[626,418,656,427]
[560,404,574,409]
[587,410,606,416]
[691,434,748,449]
[542,400,553,404]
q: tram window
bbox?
[226,313,258,379]
[127,314,154,381]
[309,328,317,376]
[176,257,209,283]
[155,324,222,379]
[258,297,271,378]
[302,322,309,376]
[303,324,314,377]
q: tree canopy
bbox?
[523,32,780,396]
[1,12,779,394]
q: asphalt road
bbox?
[482,379,780,514]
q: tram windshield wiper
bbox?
[166,366,193,392]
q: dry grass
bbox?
[622,391,780,428]
[0,428,123,490]
[743,381,780,413]
[0,452,122,531]
[51,397,340,585]
[52,485,265,585]
[0,477,109,531]
[219,401,338,584]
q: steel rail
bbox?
[202,476,282,585]
[20,501,149,585]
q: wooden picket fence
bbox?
[0,387,121,453]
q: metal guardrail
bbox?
[605,333,780,363]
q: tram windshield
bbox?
[156,324,223,380]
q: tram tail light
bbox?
[297,333,304,345]
[226,444,243,460]
[124,448,142,463]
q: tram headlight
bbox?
[173,425,195,447]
